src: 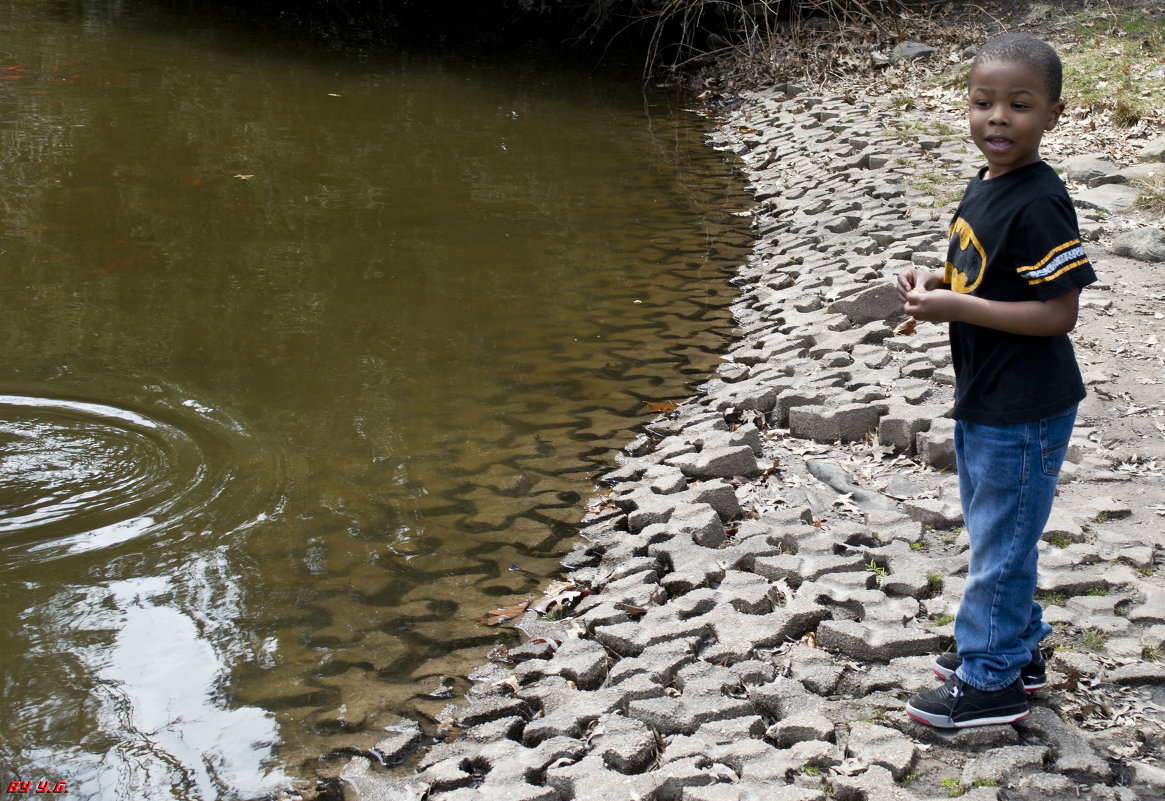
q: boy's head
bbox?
[972,33,1062,103]
[967,33,1066,179]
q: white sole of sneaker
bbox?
[906,705,1029,728]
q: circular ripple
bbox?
[0,394,272,566]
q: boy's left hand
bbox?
[903,285,961,323]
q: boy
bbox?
[895,33,1097,728]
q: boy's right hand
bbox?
[896,268,938,303]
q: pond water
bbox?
[0,2,753,798]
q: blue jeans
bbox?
[953,406,1076,691]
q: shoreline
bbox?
[327,81,1165,801]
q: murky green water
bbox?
[0,2,752,798]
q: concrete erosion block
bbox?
[816,619,941,661]
[668,444,761,479]
[1016,706,1113,781]
[589,713,657,774]
[827,282,902,325]
[914,418,955,470]
[847,721,918,781]
[790,402,883,444]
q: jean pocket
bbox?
[1040,407,1077,477]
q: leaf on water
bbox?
[894,317,917,336]
[233,174,254,180]
[644,400,680,413]
[475,597,531,626]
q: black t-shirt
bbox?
[942,161,1098,424]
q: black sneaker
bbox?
[933,648,1047,692]
[907,675,1028,728]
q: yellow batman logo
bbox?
[944,218,986,294]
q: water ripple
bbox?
[0,393,276,569]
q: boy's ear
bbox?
[1046,100,1066,131]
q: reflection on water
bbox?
[65,571,286,799]
[0,1,753,798]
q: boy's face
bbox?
[968,59,1065,179]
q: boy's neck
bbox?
[983,156,1043,181]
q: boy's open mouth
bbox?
[984,136,1013,151]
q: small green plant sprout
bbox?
[1041,593,1067,607]
[1085,586,1109,597]
[931,614,955,627]
[865,559,889,582]
[801,764,821,777]
[1144,645,1163,662]
[940,777,996,798]
[1096,511,1109,524]
[1083,628,1109,651]
[900,773,919,785]
[940,777,965,797]
[1048,533,1072,549]
[928,573,944,592]
[910,538,929,551]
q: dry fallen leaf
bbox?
[894,317,917,336]
[476,597,531,626]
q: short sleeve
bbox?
[1012,193,1097,300]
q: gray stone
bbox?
[1128,585,1165,625]
[805,459,898,511]
[668,444,761,479]
[789,402,884,444]
[548,637,610,690]
[1043,507,1086,544]
[915,418,955,469]
[827,282,902,325]
[589,714,656,774]
[544,752,659,800]
[765,712,836,747]
[1015,772,1077,799]
[372,721,426,765]
[902,497,963,529]
[1060,154,1117,184]
[846,722,917,780]
[878,405,937,454]
[1073,183,1141,213]
[1015,706,1113,781]
[341,759,429,800]
[866,509,925,544]
[960,744,1050,786]
[1109,662,1165,686]
[1138,134,1165,163]
[457,695,532,728]
[1112,227,1165,263]
[1097,161,1165,187]
[891,41,938,62]
[827,765,913,801]
[816,619,941,661]
[685,784,827,801]
[414,755,476,793]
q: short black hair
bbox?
[972,33,1063,102]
